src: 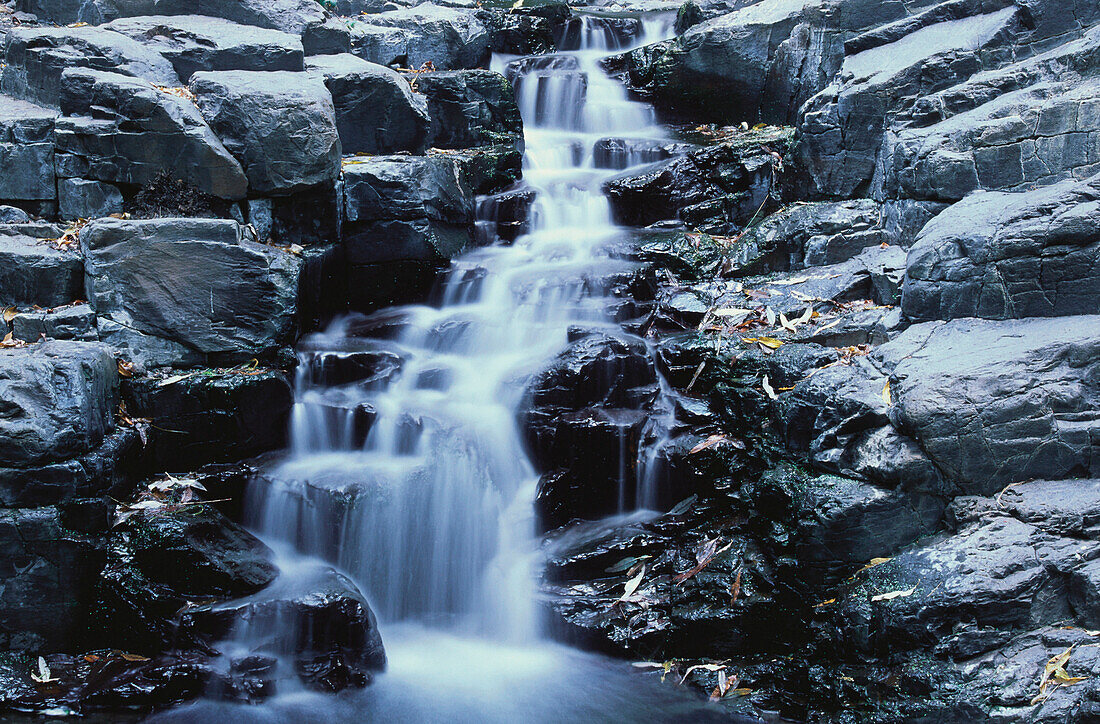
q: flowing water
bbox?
[151,14,742,724]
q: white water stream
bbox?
[151,15,738,724]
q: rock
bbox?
[0,206,31,224]
[0,232,83,308]
[989,479,1100,539]
[0,341,117,468]
[523,333,658,528]
[604,126,792,233]
[0,505,106,652]
[415,69,523,150]
[880,30,1100,203]
[723,198,940,277]
[103,15,306,82]
[122,369,293,472]
[0,26,179,108]
[55,68,249,200]
[57,179,124,220]
[16,0,337,52]
[305,53,429,155]
[80,218,301,368]
[478,0,570,56]
[609,0,841,124]
[342,154,475,309]
[11,303,98,343]
[97,502,278,652]
[779,316,1100,496]
[834,516,1099,654]
[179,562,386,691]
[351,5,491,70]
[902,174,1100,322]
[445,144,523,194]
[190,70,341,196]
[796,6,1020,199]
[0,96,57,212]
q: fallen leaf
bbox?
[765,307,776,326]
[607,555,651,574]
[31,656,58,684]
[2,307,15,323]
[668,495,697,516]
[871,585,918,602]
[730,569,742,602]
[814,598,837,608]
[117,359,134,378]
[158,373,192,387]
[882,380,892,406]
[742,336,783,350]
[762,375,778,400]
[673,538,733,584]
[779,312,795,332]
[618,565,646,602]
[680,662,726,685]
[120,653,149,662]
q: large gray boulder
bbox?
[883,79,1100,202]
[779,316,1100,496]
[351,5,491,70]
[414,69,522,150]
[103,15,305,82]
[797,6,1020,199]
[0,96,57,211]
[305,54,429,155]
[0,26,179,108]
[55,68,248,200]
[0,341,117,468]
[0,232,83,308]
[15,0,341,54]
[903,174,1100,321]
[190,70,341,196]
[80,218,301,368]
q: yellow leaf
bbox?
[742,336,783,349]
[882,380,892,406]
[2,307,15,323]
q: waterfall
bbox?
[145,12,742,724]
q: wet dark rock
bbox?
[608,0,842,124]
[478,0,570,56]
[557,15,641,52]
[592,138,695,171]
[604,126,793,233]
[0,96,57,211]
[0,506,107,652]
[415,69,523,150]
[56,68,249,200]
[179,563,386,692]
[122,369,293,473]
[445,143,524,194]
[902,174,1100,322]
[306,54,429,155]
[524,333,658,528]
[103,15,306,82]
[476,186,535,242]
[343,153,476,309]
[1,26,179,108]
[350,6,491,70]
[190,70,341,196]
[81,217,301,368]
[97,503,277,652]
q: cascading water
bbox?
[151,14,736,724]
